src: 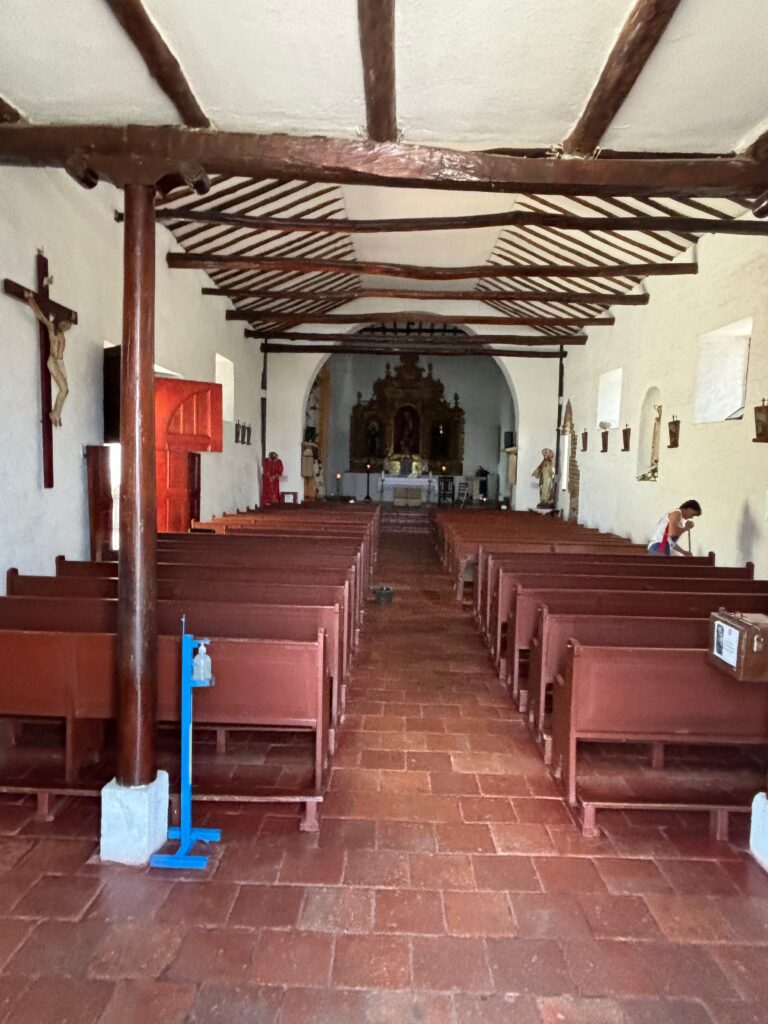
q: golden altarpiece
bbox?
[349,355,464,476]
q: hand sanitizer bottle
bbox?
[192,642,212,683]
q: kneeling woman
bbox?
[647,500,702,556]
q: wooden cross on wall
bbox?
[3,251,78,488]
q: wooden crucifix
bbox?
[3,251,78,488]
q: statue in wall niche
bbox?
[24,289,72,427]
[532,448,556,508]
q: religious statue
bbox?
[366,419,382,458]
[261,450,284,506]
[394,405,419,454]
[531,448,556,508]
[24,289,72,427]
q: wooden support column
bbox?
[117,184,158,788]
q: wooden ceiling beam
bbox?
[228,310,613,327]
[246,330,585,346]
[169,252,697,279]
[155,207,768,235]
[358,0,397,142]
[0,124,765,197]
[202,285,647,305]
[261,343,566,358]
[563,0,682,156]
[103,0,209,128]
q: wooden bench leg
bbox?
[169,794,181,826]
[650,742,665,770]
[35,791,60,822]
[300,800,320,833]
[542,732,553,767]
[216,728,227,756]
[0,720,18,749]
[66,719,105,784]
[581,802,600,838]
[710,808,730,842]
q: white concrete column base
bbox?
[100,770,169,865]
[749,791,768,874]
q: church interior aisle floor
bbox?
[0,535,764,1022]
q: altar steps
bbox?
[380,505,431,535]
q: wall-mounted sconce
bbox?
[622,424,631,452]
[668,415,680,449]
[234,421,242,444]
[754,399,768,443]
[600,430,608,453]
[581,430,588,452]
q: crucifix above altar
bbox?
[349,355,464,476]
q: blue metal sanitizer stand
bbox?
[150,619,221,870]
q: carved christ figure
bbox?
[24,290,72,427]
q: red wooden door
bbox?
[155,379,222,533]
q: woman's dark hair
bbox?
[681,500,702,515]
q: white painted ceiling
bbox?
[1,0,765,346]
[1,0,766,153]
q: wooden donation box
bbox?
[708,611,768,682]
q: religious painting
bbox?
[349,355,464,474]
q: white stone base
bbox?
[100,771,169,866]
[749,792,768,874]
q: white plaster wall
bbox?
[324,353,513,480]
[0,167,261,590]
[564,233,768,572]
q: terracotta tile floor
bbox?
[0,534,765,1022]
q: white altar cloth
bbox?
[379,474,437,503]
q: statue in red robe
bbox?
[261,451,283,506]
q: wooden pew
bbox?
[550,642,768,837]
[55,558,361,649]
[493,572,768,678]
[505,587,768,702]
[7,570,353,678]
[0,623,329,831]
[477,549,729,637]
[0,593,345,749]
[528,610,711,760]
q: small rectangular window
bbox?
[215,353,235,422]
[694,318,751,423]
[596,368,623,428]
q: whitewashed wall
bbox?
[564,233,768,572]
[0,167,261,589]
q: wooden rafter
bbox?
[261,343,565,358]
[0,125,766,196]
[168,252,698,279]
[357,0,397,142]
[202,285,648,306]
[155,206,768,235]
[229,310,613,327]
[563,0,682,155]
[246,330,584,346]
[103,0,210,128]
